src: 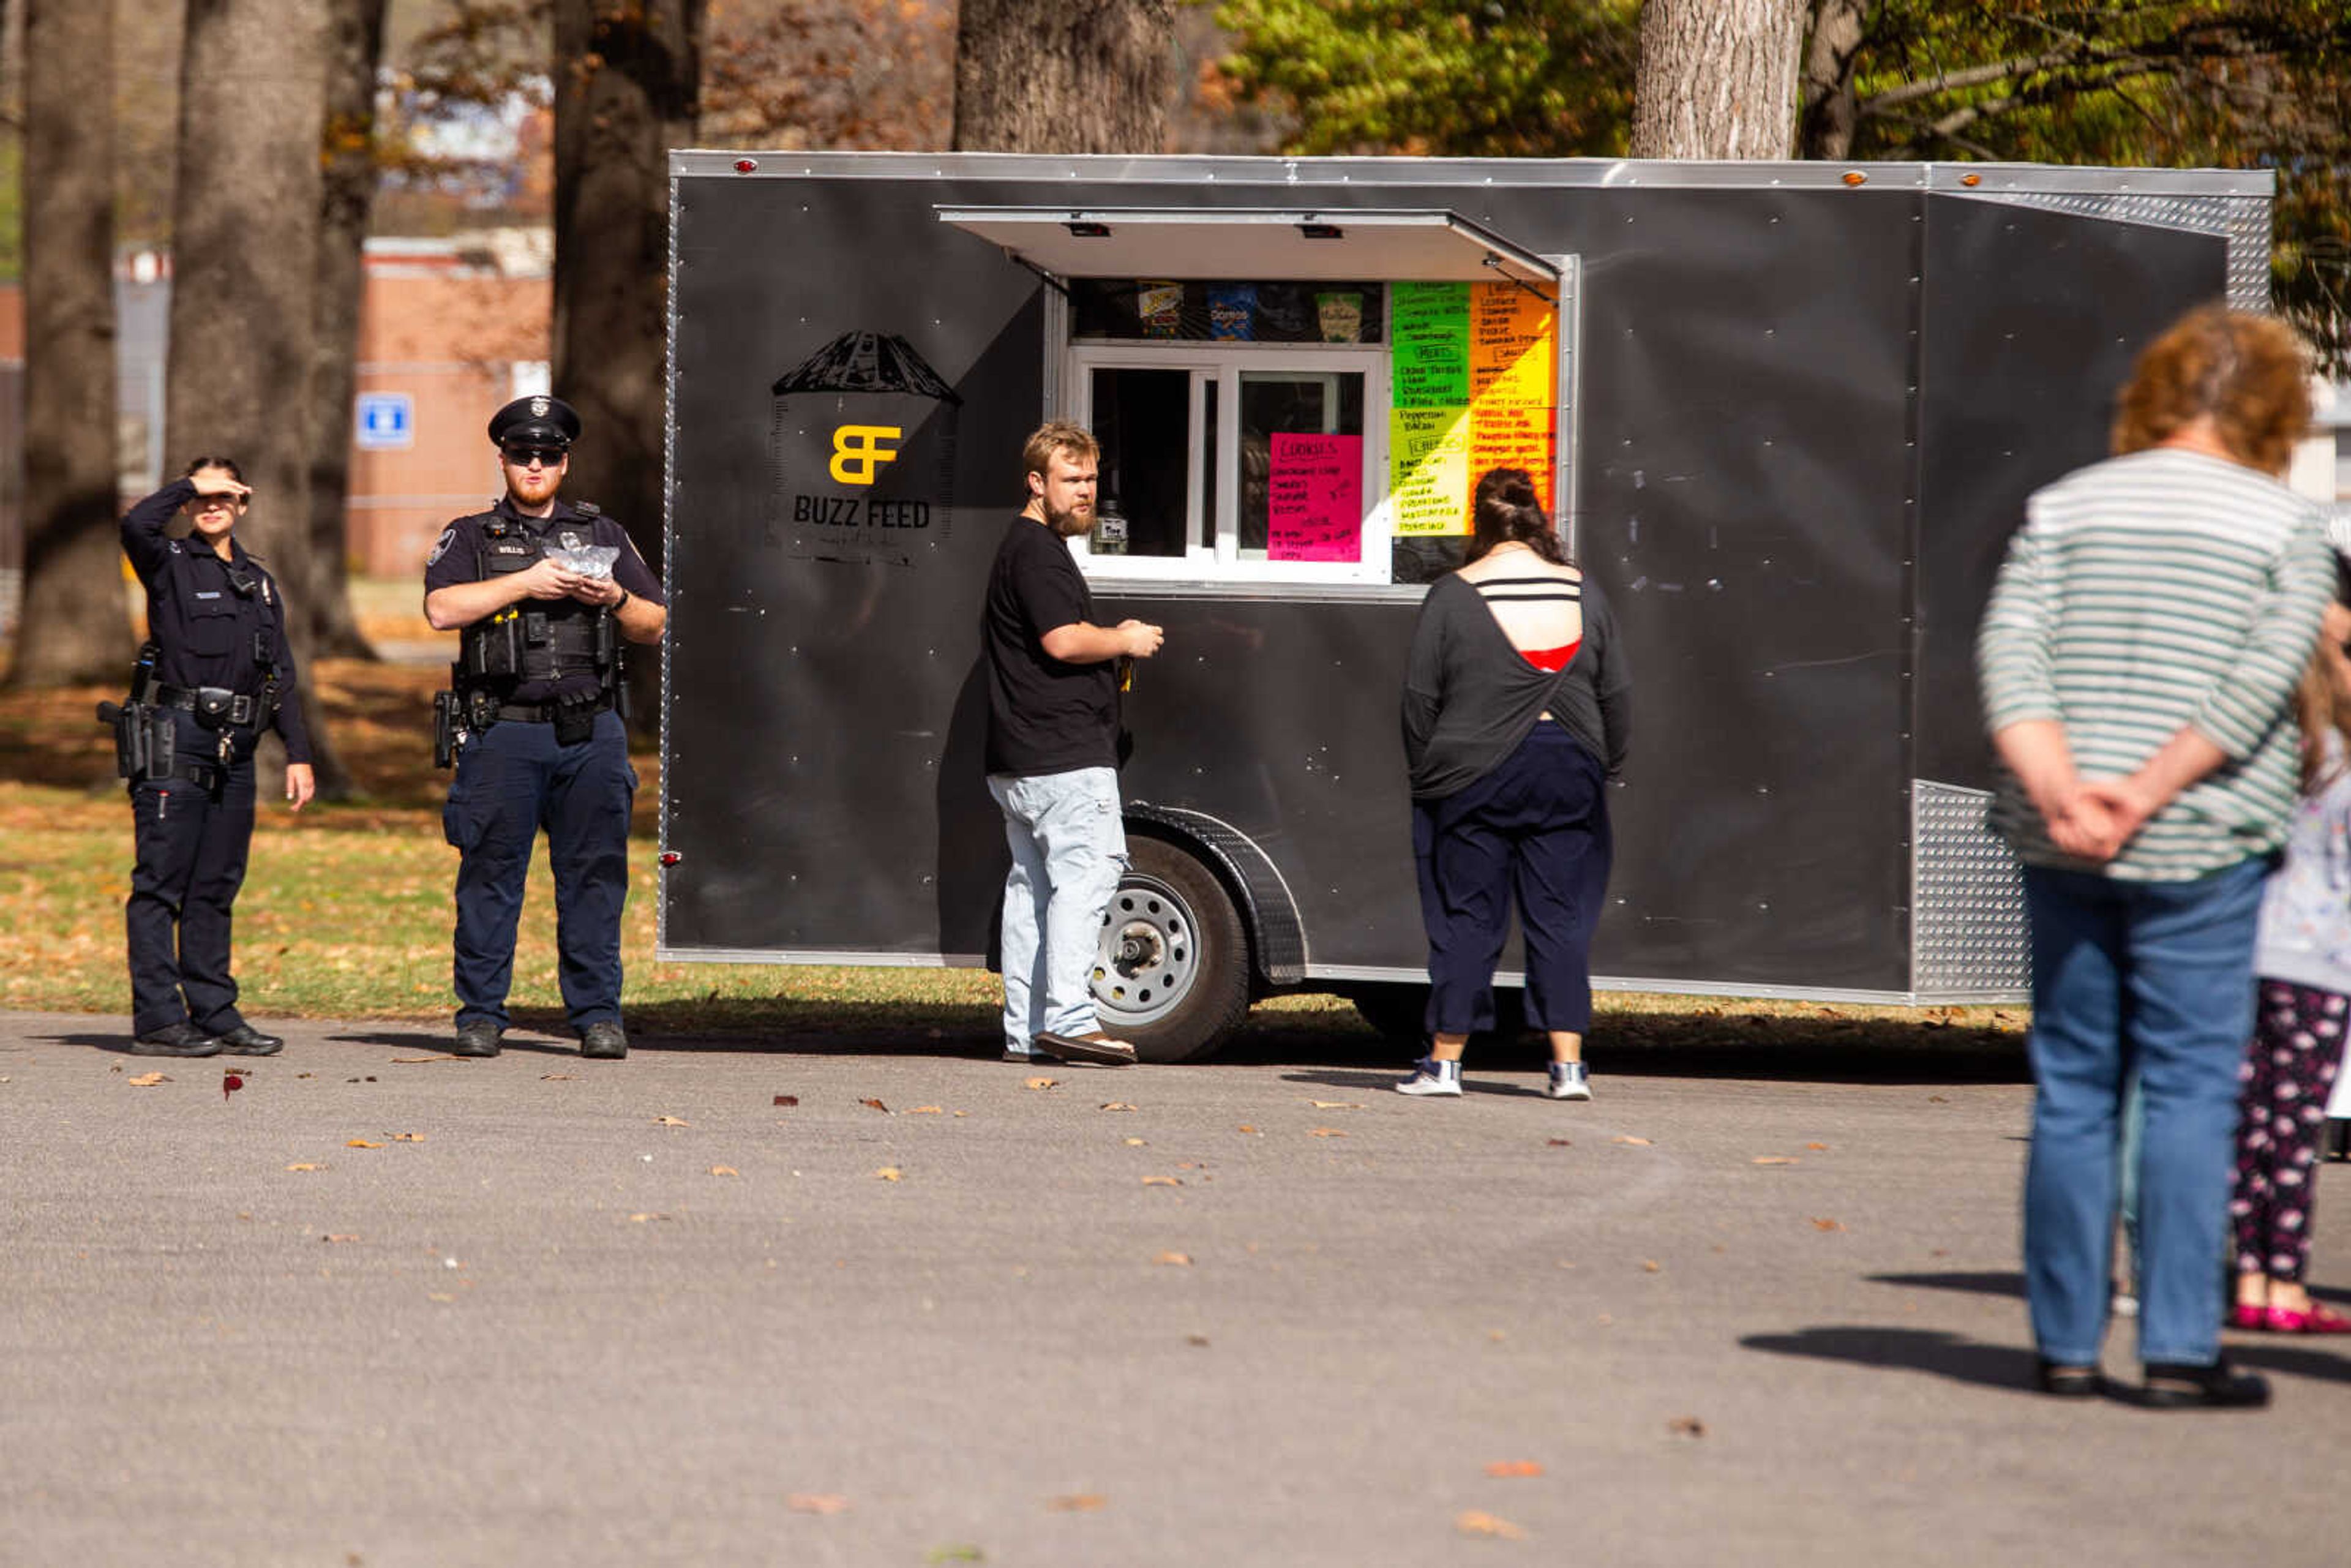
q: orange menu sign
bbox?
[1390,281,1556,535]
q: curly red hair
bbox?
[2112,304,2313,475]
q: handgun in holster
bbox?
[433,689,462,770]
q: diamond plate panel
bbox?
[1955,190,2270,313]
[1912,780,2029,997]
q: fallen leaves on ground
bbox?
[541,1073,574,1082]
[773,1093,798,1106]
[285,1163,323,1172]
[1667,1416,1707,1439]
[1455,1510,1526,1540]
[1308,1127,1348,1138]
[1153,1251,1192,1267]
[1141,1175,1182,1187]
[1611,1136,1652,1146]
[1547,1138,1571,1147]
[907,1105,945,1115]
[1100,1101,1138,1112]
[1124,1136,1146,1146]
[347,1139,383,1149]
[628,1212,672,1223]
[1805,1141,1830,1150]
[710,1165,740,1177]
[1185,1332,1210,1346]
[1024,1077,1057,1091]
[1237,1124,1258,1134]
[1641,1259,1662,1272]
[322,1234,359,1243]
[1046,1494,1106,1512]
[860,1098,891,1114]
[389,1055,460,1065]
[875,1166,903,1182]
[392,1131,425,1142]
[1307,1100,1363,1110]
[1811,1217,1845,1231]
[1752,1156,1799,1166]
[924,1548,984,1564]
[786,1493,850,1515]
[126,1072,168,1087]
[653,1116,689,1127]
[1484,1461,1544,1479]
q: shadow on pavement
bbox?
[1869,1270,2026,1300]
[1739,1326,2040,1392]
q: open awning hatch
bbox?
[935,206,1559,290]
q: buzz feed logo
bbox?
[770,332,961,561]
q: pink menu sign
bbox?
[1266,433,1363,563]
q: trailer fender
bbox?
[1122,804,1305,988]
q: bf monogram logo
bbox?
[830,425,902,485]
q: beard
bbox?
[1046,501,1095,538]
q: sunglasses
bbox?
[503,446,566,468]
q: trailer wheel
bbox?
[1089,837,1250,1063]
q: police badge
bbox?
[530,396,550,418]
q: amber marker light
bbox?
[1960,173,1982,187]
[1842,171,1868,186]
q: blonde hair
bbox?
[2111,304,2313,475]
[1021,420,1098,485]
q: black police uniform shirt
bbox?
[983,514,1119,778]
[423,495,666,705]
[121,478,312,763]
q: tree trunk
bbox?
[304,0,391,661]
[1797,0,1872,160]
[553,0,703,730]
[951,0,1177,153]
[1630,0,1807,159]
[10,0,127,689]
[166,0,351,797]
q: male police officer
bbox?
[424,396,667,1059]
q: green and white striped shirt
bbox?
[1977,448,2334,881]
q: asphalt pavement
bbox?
[2,1010,2345,1567]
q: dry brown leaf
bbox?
[541,1073,575,1081]
[1805,1141,1830,1150]
[392,1132,426,1142]
[1046,1494,1108,1512]
[1546,1138,1572,1147]
[1455,1511,1526,1540]
[875,1166,903,1182]
[628,1212,672,1223]
[1810,1217,1845,1232]
[285,1163,322,1172]
[1667,1416,1708,1439]
[653,1116,690,1127]
[1100,1101,1139,1112]
[1641,1259,1662,1272]
[1611,1136,1652,1146]
[126,1072,168,1087]
[1237,1124,1259,1134]
[1753,1155,1800,1166]
[322,1234,359,1244]
[1484,1461,1545,1479]
[1185,1333,1211,1347]
[1024,1076,1059,1091]
[860,1098,891,1114]
[1123,1136,1147,1146]
[907,1106,945,1115]
[711,1165,740,1177]
[1308,1127,1348,1138]
[427,1292,456,1304]
[1307,1100,1365,1110]
[347,1139,383,1149]
[1141,1176,1183,1187]
[390,1055,460,1064]
[1153,1251,1193,1267]
[786,1493,850,1515]
[773,1093,798,1106]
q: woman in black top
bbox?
[119,457,313,1057]
[1397,469,1629,1100]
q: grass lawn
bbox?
[0,580,2030,1062]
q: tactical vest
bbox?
[456,511,618,694]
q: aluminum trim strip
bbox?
[935,204,1559,285]
[654,947,992,968]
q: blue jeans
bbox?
[2022,858,2268,1367]
[989,768,1127,1053]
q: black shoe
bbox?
[209,1023,284,1057]
[451,1020,502,1058]
[580,1020,628,1060]
[2138,1358,2271,1409]
[2036,1359,2103,1398]
[129,1022,223,1057]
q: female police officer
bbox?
[119,458,314,1057]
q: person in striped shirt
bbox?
[1978,304,2333,1408]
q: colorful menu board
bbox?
[1389,281,1556,536]
[1267,433,1365,562]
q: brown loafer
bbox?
[1031,1029,1138,1066]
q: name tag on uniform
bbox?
[195,591,222,599]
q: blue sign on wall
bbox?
[355,392,414,451]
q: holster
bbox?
[553,692,599,746]
[97,700,149,780]
[433,689,461,770]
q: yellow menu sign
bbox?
[1390,281,1556,535]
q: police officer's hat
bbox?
[488,395,582,452]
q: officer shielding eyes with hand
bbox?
[110,456,313,1059]
[423,396,667,1061]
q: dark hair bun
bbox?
[1497,478,1539,510]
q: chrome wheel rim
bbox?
[1090,875,1199,1027]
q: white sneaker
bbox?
[1545,1062,1592,1101]
[1396,1057,1463,1097]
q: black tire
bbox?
[1090,835,1251,1063]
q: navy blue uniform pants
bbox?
[443,710,636,1032]
[127,749,256,1037]
[1414,722,1611,1037]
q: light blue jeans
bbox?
[2021,858,2268,1368]
[989,767,1127,1054]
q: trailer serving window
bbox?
[937,208,1576,590]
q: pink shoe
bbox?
[2263,1303,2351,1334]
[2230,1304,2268,1330]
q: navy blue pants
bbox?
[126,745,257,1037]
[443,710,636,1032]
[1414,722,1611,1037]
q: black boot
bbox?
[451,1019,502,1058]
[130,1023,223,1057]
[210,1023,284,1057]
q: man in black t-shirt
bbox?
[983,422,1164,1065]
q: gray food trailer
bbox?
[656,151,2271,1060]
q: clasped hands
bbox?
[2039,774,2159,864]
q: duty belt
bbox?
[495,693,615,725]
[154,684,261,727]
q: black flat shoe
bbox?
[129,1023,223,1057]
[209,1024,283,1057]
[2036,1360,2103,1397]
[579,1020,628,1060]
[2138,1359,2270,1409]
[450,1021,502,1058]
